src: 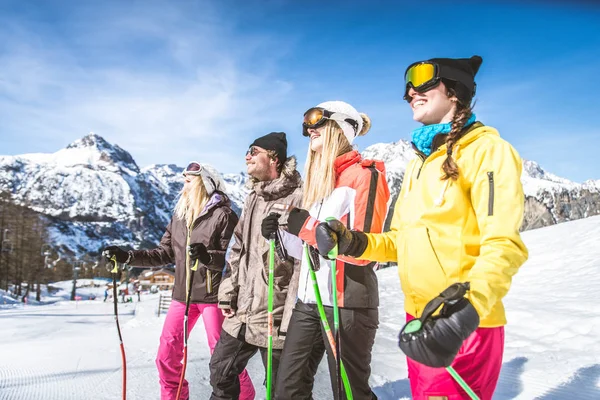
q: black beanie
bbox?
[250,132,287,164]
[426,55,483,104]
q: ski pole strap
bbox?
[274,229,288,261]
[192,259,199,272]
[419,282,470,324]
[110,256,119,274]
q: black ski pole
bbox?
[104,253,127,400]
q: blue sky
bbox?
[1,0,599,181]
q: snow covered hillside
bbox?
[1,133,598,257]
[0,133,250,257]
[1,215,599,399]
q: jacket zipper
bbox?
[188,214,214,296]
[416,153,425,179]
[487,171,495,216]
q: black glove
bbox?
[188,242,212,265]
[103,246,129,264]
[398,283,480,368]
[315,218,368,259]
[287,208,311,236]
[261,213,280,240]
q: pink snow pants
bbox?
[156,300,255,400]
[406,314,504,400]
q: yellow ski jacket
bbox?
[362,123,528,327]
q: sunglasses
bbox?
[246,146,268,157]
[183,162,203,176]
[302,107,359,137]
[403,62,441,101]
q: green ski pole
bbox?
[303,244,353,399]
[266,235,276,400]
[403,319,480,400]
[447,366,479,400]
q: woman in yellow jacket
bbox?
[314,55,528,400]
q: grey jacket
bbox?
[218,157,303,349]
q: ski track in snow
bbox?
[2,216,600,399]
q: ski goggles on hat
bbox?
[404,61,477,102]
[183,161,203,176]
[302,107,359,137]
[403,62,441,100]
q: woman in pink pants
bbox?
[104,162,255,400]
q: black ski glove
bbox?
[315,218,368,259]
[287,208,311,236]
[103,245,130,264]
[261,213,281,240]
[398,282,480,368]
[188,242,212,265]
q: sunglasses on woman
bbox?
[302,107,359,137]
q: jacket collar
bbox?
[248,156,302,201]
[412,121,484,159]
[334,150,362,176]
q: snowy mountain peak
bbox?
[66,132,112,151]
[362,139,415,173]
[60,133,139,174]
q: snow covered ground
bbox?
[1,216,600,399]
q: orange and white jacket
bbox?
[283,150,390,308]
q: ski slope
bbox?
[1,216,600,399]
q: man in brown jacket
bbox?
[209,132,303,400]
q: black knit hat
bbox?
[427,55,483,103]
[250,132,287,164]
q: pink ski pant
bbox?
[156,300,255,400]
[406,314,504,400]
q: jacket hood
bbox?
[246,156,302,201]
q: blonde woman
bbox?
[104,162,254,400]
[264,102,390,399]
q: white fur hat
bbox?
[316,100,363,145]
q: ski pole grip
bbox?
[325,217,339,259]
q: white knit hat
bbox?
[316,100,363,145]
[199,163,226,195]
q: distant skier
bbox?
[103,162,254,400]
[316,56,529,399]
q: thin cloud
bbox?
[0,1,295,171]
